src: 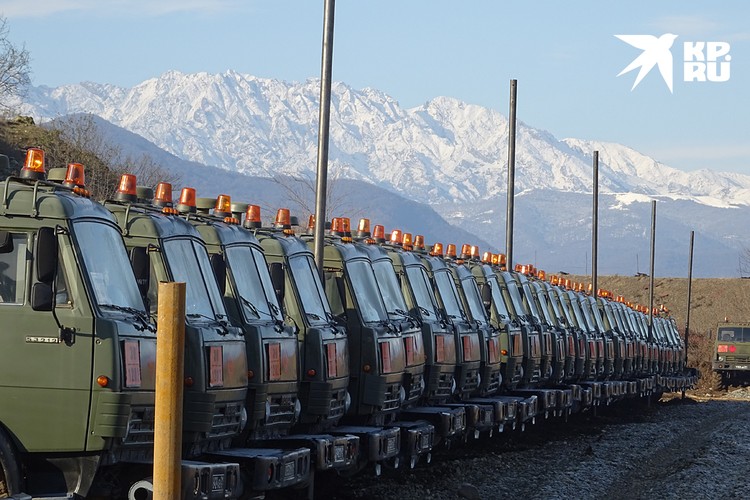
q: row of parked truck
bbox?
[0,149,696,499]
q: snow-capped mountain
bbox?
[17,70,750,277]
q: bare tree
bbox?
[0,16,31,112]
[259,164,365,227]
[49,114,180,199]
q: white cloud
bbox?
[2,0,243,18]
[649,15,721,37]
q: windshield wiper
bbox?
[418,306,431,317]
[99,303,154,332]
[239,296,262,318]
[388,308,410,319]
[186,312,232,335]
[306,311,323,321]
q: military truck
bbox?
[105,179,311,495]
[187,197,356,485]
[0,151,240,499]
[422,244,537,429]
[253,210,361,472]
[464,253,524,391]
[305,217,438,470]
[382,231,514,436]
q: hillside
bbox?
[567,274,750,383]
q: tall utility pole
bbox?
[685,230,695,365]
[592,151,599,295]
[648,199,656,342]
[313,0,336,277]
[505,79,517,270]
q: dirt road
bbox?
[315,393,750,499]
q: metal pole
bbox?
[592,151,599,295]
[505,79,517,270]
[313,0,336,278]
[685,230,694,365]
[153,282,186,499]
[648,200,656,342]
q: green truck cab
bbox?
[191,198,301,438]
[254,212,361,472]
[0,153,158,497]
[497,271,543,386]
[104,179,248,457]
[466,256,524,391]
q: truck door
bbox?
[0,229,93,452]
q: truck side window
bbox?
[0,233,28,304]
[324,271,345,318]
[55,259,71,307]
[147,256,159,316]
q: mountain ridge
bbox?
[16,70,750,277]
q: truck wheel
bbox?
[0,429,22,498]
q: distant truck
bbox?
[713,323,750,386]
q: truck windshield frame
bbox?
[461,275,488,325]
[717,327,750,342]
[71,220,147,315]
[586,297,607,332]
[433,269,465,320]
[531,283,556,326]
[564,291,588,331]
[224,244,283,323]
[372,259,409,318]
[405,265,439,320]
[503,276,529,318]
[520,281,543,321]
[345,259,388,324]
[163,237,228,322]
[288,254,331,326]
[486,275,511,321]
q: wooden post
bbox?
[153,281,186,499]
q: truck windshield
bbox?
[602,302,621,333]
[486,275,511,321]
[519,280,542,321]
[433,269,465,320]
[372,260,409,319]
[346,260,388,324]
[163,238,227,322]
[405,266,440,320]
[288,254,331,325]
[503,275,529,317]
[531,283,555,326]
[563,291,588,330]
[547,287,573,327]
[225,245,283,323]
[461,275,488,325]
[586,297,607,332]
[73,221,146,314]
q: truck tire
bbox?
[0,429,22,498]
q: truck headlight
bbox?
[344,391,352,412]
[294,399,302,422]
[239,407,248,431]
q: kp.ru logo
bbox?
[615,34,731,93]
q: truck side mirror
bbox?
[0,231,13,254]
[480,284,492,309]
[35,227,58,284]
[129,246,150,299]
[270,262,285,302]
[210,253,227,296]
[31,282,53,311]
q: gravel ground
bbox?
[311,389,750,500]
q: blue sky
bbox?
[3,1,749,174]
